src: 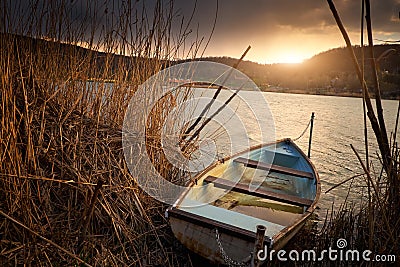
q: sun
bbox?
[258,51,308,64]
[278,53,305,64]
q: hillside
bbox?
[1,33,170,83]
[203,45,400,99]
[4,34,399,99]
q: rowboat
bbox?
[166,138,320,265]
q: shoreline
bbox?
[187,82,399,100]
[261,88,400,101]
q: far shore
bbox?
[190,83,399,100]
[261,88,399,100]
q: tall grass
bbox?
[0,0,200,265]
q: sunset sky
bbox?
[8,0,400,64]
[174,0,400,63]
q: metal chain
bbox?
[293,118,312,141]
[215,228,250,267]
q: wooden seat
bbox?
[234,157,314,179]
[204,176,313,207]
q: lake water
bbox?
[187,89,399,219]
[264,92,399,217]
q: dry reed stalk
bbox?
[326,0,392,176]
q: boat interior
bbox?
[174,140,318,239]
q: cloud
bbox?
[7,0,398,37]
[5,0,399,62]
[178,0,400,61]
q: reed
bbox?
[0,1,200,265]
[270,2,399,265]
[289,1,400,265]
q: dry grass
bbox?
[0,1,201,265]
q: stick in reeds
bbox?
[181,83,246,151]
[182,45,251,138]
[324,173,364,194]
[364,0,389,150]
